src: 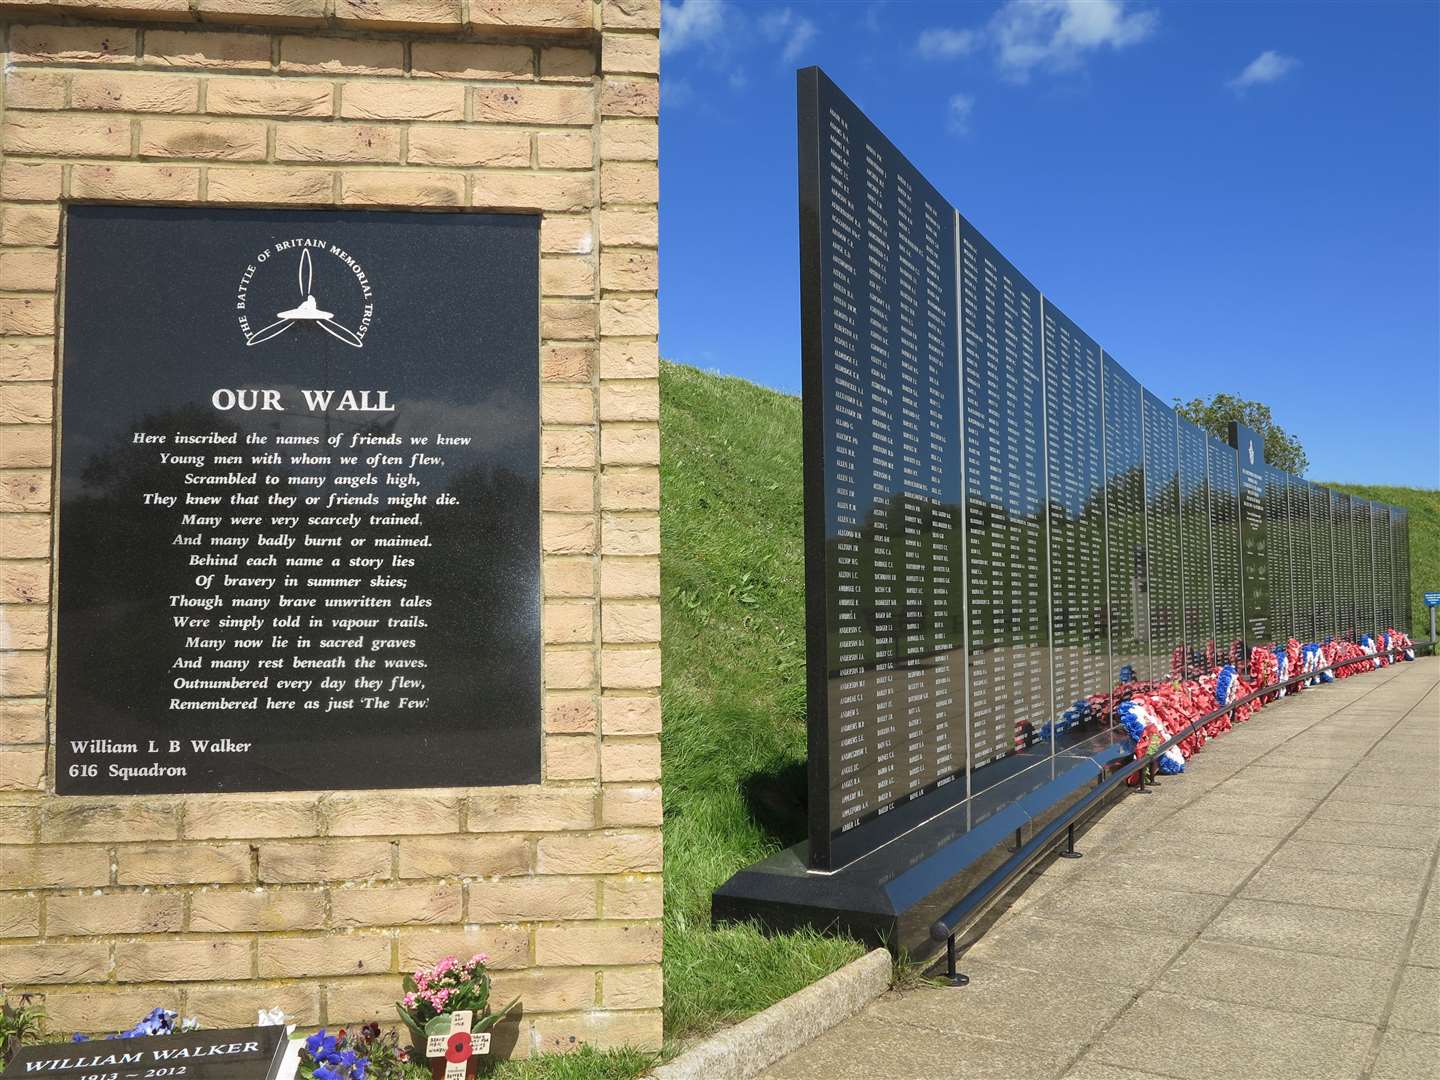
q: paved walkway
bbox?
[761,656,1440,1080]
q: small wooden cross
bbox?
[425,1011,490,1080]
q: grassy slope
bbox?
[658,362,864,1040]
[1326,483,1439,636]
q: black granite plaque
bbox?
[1394,509,1411,634]
[1178,419,1213,674]
[1310,482,1334,640]
[1264,465,1292,642]
[2,1028,286,1080]
[1231,423,1268,646]
[1042,302,1108,732]
[1207,436,1243,664]
[800,69,964,868]
[1288,475,1314,642]
[1142,392,1182,679]
[1336,491,1358,639]
[1103,355,1147,684]
[1373,504,1393,631]
[1352,496,1375,636]
[57,206,540,794]
[959,215,1050,788]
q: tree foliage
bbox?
[1174,392,1310,476]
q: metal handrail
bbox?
[928,640,1434,984]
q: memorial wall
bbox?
[798,67,1414,872]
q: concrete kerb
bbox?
[649,948,893,1080]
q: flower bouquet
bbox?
[396,956,517,1080]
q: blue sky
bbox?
[657,0,1440,488]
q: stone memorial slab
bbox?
[1207,435,1244,666]
[1,1027,287,1080]
[1143,391,1183,679]
[1042,302,1109,736]
[799,68,964,868]
[1232,422,1269,648]
[1178,417,1213,675]
[957,213,1050,793]
[56,206,541,794]
[1310,481,1335,640]
[1103,354,1147,686]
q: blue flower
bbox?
[72,1034,90,1043]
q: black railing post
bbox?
[1060,821,1082,859]
[945,934,968,987]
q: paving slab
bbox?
[1390,965,1440,1034]
[1329,780,1440,808]
[1409,902,1440,968]
[1104,828,1281,867]
[864,959,1134,1053]
[1025,878,1228,936]
[1061,1062,1181,1080]
[1369,1028,1440,1080]
[1085,991,1376,1079]
[1292,817,1440,851]
[1201,897,1413,962]
[1075,854,1258,897]
[1155,939,1397,1024]
[1313,798,1440,826]
[1267,837,1435,880]
[962,914,1188,990]
[1239,863,1426,915]
[1164,806,1307,839]
[760,1020,1069,1080]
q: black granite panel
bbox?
[1102,355,1147,685]
[1373,504,1393,631]
[1142,392,1183,678]
[1232,424,1268,647]
[1288,475,1314,642]
[1310,483,1334,640]
[1264,466,1292,642]
[799,69,965,868]
[1177,419,1212,674]
[56,205,541,795]
[958,215,1050,788]
[1395,510,1412,634]
[1207,437,1243,665]
[1352,497,1375,636]
[1041,302,1108,734]
[1333,491,1354,639]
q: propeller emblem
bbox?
[245,248,365,349]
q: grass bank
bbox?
[658,362,866,1042]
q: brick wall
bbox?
[0,0,662,1057]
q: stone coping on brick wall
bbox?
[0,0,658,36]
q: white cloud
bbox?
[917,27,979,60]
[661,77,695,107]
[661,0,727,56]
[989,0,1157,82]
[760,8,818,64]
[1228,49,1300,91]
[947,93,976,135]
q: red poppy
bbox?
[445,1033,472,1064]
